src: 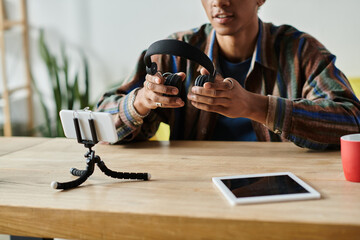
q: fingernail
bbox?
[176,98,183,104]
[155,78,161,84]
[172,88,178,94]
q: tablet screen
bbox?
[221,175,309,198]
[212,172,320,205]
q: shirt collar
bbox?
[254,18,278,71]
[206,18,277,74]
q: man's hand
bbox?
[134,72,186,116]
[187,68,268,124]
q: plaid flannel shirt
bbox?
[96,19,360,150]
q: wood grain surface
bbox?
[0,138,359,239]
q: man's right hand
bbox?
[133,72,186,116]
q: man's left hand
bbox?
[187,68,268,124]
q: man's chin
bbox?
[211,23,239,36]
[213,28,237,36]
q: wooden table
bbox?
[0,137,359,240]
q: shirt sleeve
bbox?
[95,48,173,143]
[265,44,360,150]
[95,87,147,142]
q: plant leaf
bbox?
[82,53,90,108]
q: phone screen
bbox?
[221,175,309,198]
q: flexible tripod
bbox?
[51,115,150,190]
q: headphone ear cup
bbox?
[163,73,182,96]
[194,75,209,87]
[146,62,158,75]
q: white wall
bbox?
[2,0,360,133]
[259,0,360,79]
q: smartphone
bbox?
[59,110,118,143]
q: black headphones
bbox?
[144,39,216,95]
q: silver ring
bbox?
[155,102,162,108]
[145,81,151,90]
[224,78,234,89]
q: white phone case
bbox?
[59,110,118,143]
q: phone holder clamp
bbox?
[51,114,151,190]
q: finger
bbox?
[145,73,164,85]
[200,67,210,75]
[146,81,179,95]
[188,93,230,106]
[176,72,187,81]
[147,92,184,108]
[145,72,179,95]
[203,78,235,90]
[147,72,186,85]
[190,100,226,113]
[191,86,231,98]
[223,78,234,89]
[153,100,184,109]
[157,98,184,108]
[203,81,229,91]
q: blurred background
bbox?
[1,0,360,138]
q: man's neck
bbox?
[216,22,259,63]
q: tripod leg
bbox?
[70,148,94,176]
[70,167,87,176]
[51,161,95,190]
[97,158,150,181]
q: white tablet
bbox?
[212,172,320,205]
[60,110,118,143]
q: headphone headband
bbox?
[144,39,216,77]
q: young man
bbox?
[96,0,360,150]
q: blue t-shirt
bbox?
[211,55,257,141]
